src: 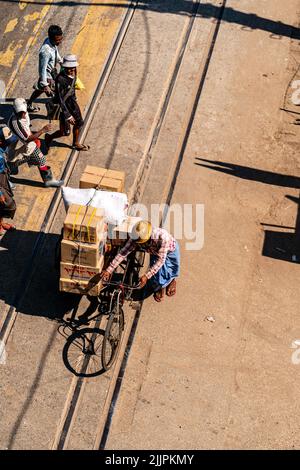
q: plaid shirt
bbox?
[107,227,176,279]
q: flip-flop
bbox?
[166,279,176,297]
[153,289,164,302]
[72,144,90,151]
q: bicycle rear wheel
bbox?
[101,305,124,371]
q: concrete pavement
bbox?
[0,0,300,450]
[106,0,300,449]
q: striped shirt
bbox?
[8,112,36,155]
[107,227,176,279]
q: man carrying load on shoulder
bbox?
[101,220,180,302]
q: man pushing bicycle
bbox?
[101,220,180,302]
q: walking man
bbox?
[8,98,64,188]
[45,54,89,151]
[27,25,63,113]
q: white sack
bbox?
[61,186,128,225]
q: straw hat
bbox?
[130,220,152,244]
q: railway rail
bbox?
[0,0,227,450]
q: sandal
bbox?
[1,223,16,231]
[153,288,164,302]
[166,279,176,297]
[72,144,90,151]
[27,104,40,113]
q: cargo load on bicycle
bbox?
[59,165,144,296]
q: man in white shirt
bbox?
[27,25,63,113]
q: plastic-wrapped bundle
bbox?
[61,186,128,226]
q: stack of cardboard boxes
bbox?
[59,165,143,295]
[78,165,140,246]
[59,204,106,296]
[79,165,125,192]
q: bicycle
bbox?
[62,281,140,376]
[101,280,140,371]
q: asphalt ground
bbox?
[0,0,300,450]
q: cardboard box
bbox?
[63,204,105,244]
[60,258,104,282]
[59,278,102,297]
[61,236,106,267]
[79,165,125,192]
[109,216,142,246]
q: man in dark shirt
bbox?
[45,54,89,151]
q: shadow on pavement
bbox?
[195,158,300,264]
[0,229,78,320]
[2,1,299,40]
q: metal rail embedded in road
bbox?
[1,0,227,450]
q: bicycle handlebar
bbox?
[102,280,141,290]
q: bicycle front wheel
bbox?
[63,327,104,377]
[101,306,124,371]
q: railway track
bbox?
[0,0,138,346]
[1,0,227,450]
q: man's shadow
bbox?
[195,158,300,263]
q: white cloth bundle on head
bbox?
[61,187,128,225]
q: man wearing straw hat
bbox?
[102,221,180,302]
[45,54,89,152]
